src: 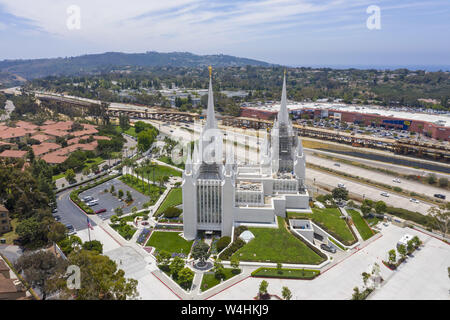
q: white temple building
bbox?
[182,69,311,240]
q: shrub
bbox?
[163,207,183,218]
[218,239,246,260]
[216,236,232,252]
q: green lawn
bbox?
[251,267,320,279]
[288,208,356,246]
[348,209,375,241]
[52,173,66,181]
[120,174,165,206]
[201,268,241,292]
[116,126,137,137]
[158,156,185,170]
[83,157,104,170]
[146,231,193,255]
[136,163,182,182]
[232,217,325,264]
[156,188,183,217]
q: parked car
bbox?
[381,192,390,197]
[83,196,94,202]
[54,215,61,222]
[65,224,76,235]
[95,209,107,214]
[434,194,446,200]
[88,200,99,207]
[52,208,58,213]
[321,244,337,254]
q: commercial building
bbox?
[241,105,450,141]
[183,71,310,240]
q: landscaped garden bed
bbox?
[288,208,357,246]
[110,222,137,240]
[251,267,320,280]
[231,217,326,264]
[200,268,241,292]
[136,163,182,182]
[119,174,165,206]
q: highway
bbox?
[148,120,436,215]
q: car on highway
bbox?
[334,163,341,167]
[95,209,107,214]
[410,198,420,204]
[381,192,390,197]
[434,194,446,200]
[338,183,346,189]
[393,178,401,183]
[321,244,337,254]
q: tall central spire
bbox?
[278,70,289,124]
[206,66,217,130]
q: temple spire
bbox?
[205,66,217,130]
[185,145,192,173]
[278,70,289,124]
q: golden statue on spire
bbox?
[209,66,213,78]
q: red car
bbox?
[95,209,107,214]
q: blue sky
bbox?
[0,0,448,67]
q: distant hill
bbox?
[0,51,274,81]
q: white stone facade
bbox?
[183,71,310,240]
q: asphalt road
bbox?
[56,190,98,232]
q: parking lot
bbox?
[79,178,150,219]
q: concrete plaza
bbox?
[210,224,450,300]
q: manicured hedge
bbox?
[216,236,232,252]
[251,267,320,280]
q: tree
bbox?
[191,242,210,266]
[406,240,414,255]
[351,287,363,300]
[375,201,387,215]
[110,185,115,193]
[82,240,103,254]
[412,236,421,248]
[82,167,91,176]
[258,280,269,299]
[126,191,133,203]
[427,174,437,185]
[169,256,185,278]
[114,207,124,217]
[230,257,240,274]
[397,244,407,260]
[214,261,226,281]
[438,177,448,188]
[14,250,68,300]
[60,250,138,300]
[277,263,283,274]
[428,203,450,238]
[66,169,76,184]
[177,267,194,289]
[332,187,349,202]
[118,189,124,199]
[156,250,172,267]
[282,286,292,300]
[388,249,396,265]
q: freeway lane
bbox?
[56,189,98,232]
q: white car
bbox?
[381,192,390,197]
[410,198,420,204]
[393,178,401,183]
